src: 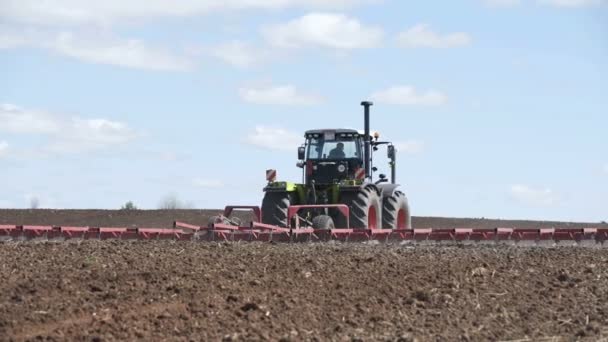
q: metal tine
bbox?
[208,224,214,242]
[5,214,608,245]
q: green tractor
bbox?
[261,101,411,230]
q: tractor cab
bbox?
[299,129,365,185]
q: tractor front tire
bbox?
[382,191,411,229]
[261,192,292,227]
[341,186,382,229]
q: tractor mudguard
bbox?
[376,183,401,199]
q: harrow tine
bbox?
[1,215,607,246]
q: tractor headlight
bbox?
[337,164,346,173]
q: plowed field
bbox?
[0,210,607,341]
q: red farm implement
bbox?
[1,205,606,245]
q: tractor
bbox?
[261,101,411,230]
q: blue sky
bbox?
[0,0,606,222]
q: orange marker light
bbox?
[266,169,277,182]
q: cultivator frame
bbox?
[1,205,607,245]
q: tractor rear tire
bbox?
[340,186,382,229]
[382,191,411,229]
[312,215,335,229]
[261,192,292,227]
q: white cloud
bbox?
[0,30,193,71]
[0,103,61,133]
[482,0,522,7]
[263,13,383,49]
[193,179,225,188]
[207,40,274,68]
[538,0,604,7]
[0,1,377,27]
[370,86,448,106]
[157,151,182,162]
[509,184,558,206]
[0,103,138,154]
[393,141,425,154]
[0,141,8,158]
[396,24,471,49]
[244,126,302,151]
[51,32,193,71]
[239,85,324,105]
[47,118,138,153]
[0,30,30,49]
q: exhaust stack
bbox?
[361,101,373,180]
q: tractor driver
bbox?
[328,142,346,159]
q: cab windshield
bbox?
[307,137,361,159]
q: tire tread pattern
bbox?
[340,186,381,229]
[381,191,411,229]
[261,192,291,227]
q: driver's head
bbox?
[337,142,344,150]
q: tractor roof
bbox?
[304,129,360,136]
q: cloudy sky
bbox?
[0,0,606,222]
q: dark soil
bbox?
[0,210,607,341]
[0,242,607,341]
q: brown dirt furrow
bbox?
[0,241,607,341]
[11,301,188,341]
